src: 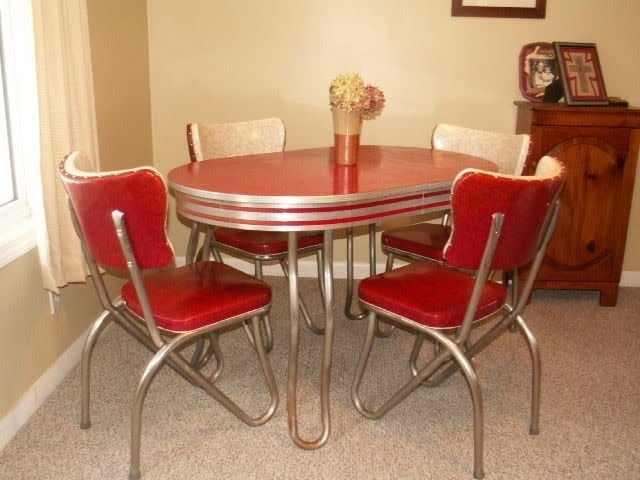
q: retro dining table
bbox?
[167,144,496,449]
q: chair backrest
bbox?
[432,123,530,175]
[58,151,174,270]
[443,156,565,271]
[186,117,285,162]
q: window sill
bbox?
[0,218,36,269]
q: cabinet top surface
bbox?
[514,101,640,114]
[514,101,640,128]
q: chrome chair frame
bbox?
[60,153,279,480]
[351,160,564,479]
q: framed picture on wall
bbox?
[553,42,609,105]
[451,0,546,18]
[519,42,558,102]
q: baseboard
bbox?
[180,256,640,285]
[176,255,405,279]
[0,324,92,451]
[620,270,640,287]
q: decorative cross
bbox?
[567,53,596,94]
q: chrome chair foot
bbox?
[473,468,485,480]
[374,323,395,337]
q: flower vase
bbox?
[332,107,362,165]
[333,165,358,194]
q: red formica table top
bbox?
[168,145,496,231]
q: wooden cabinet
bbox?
[514,101,640,306]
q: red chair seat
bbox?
[214,228,324,255]
[358,262,508,329]
[381,223,450,262]
[122,261,271,332]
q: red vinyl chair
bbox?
[374,124,531,337]
[351,156,565,479]
[381,123,531,271]
[59,151,279,480]
[186,118,326,341]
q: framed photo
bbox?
[553,42,609,105]
[519,42,558,102]
[451,0,546,18]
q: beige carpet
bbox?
[1,277,638,480]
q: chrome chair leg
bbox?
[374,235,400,338]
[344,227,367,321]
[195,227,214,262]
[240,260,274,352]
[129,316,278,480]
[189,337,206,367]
[351,314,484,479]
[205,333,224,383]
[408,333,426,377]
[516,314,541,434]
[185,222,200,264]
[418,309,517,389]
[384,252,395,272]
[189,332,224,383]
[344,224,378,321]
[80,309,113,429]
[409,334,458,393]
[508,271,519,333]
[194,226,224,263]
[368,223,376,276]
[207,226,224,263]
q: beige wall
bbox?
[89,0,153,170]
[0,0,151,421]
[2,0,639,430]
[147,0,640,268]
[0,252,67,415]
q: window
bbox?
[0,0,40,268]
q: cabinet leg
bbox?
[599,285,618,306]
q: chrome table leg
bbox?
[287,230,335,449]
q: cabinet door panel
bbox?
[538,136,625,281]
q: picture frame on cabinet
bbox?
[553,42,609,105]
[519,42,558,102]
[451,0,546,18]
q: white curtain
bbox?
[31,0,100,293]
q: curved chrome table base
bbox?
[287,230,334,448]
